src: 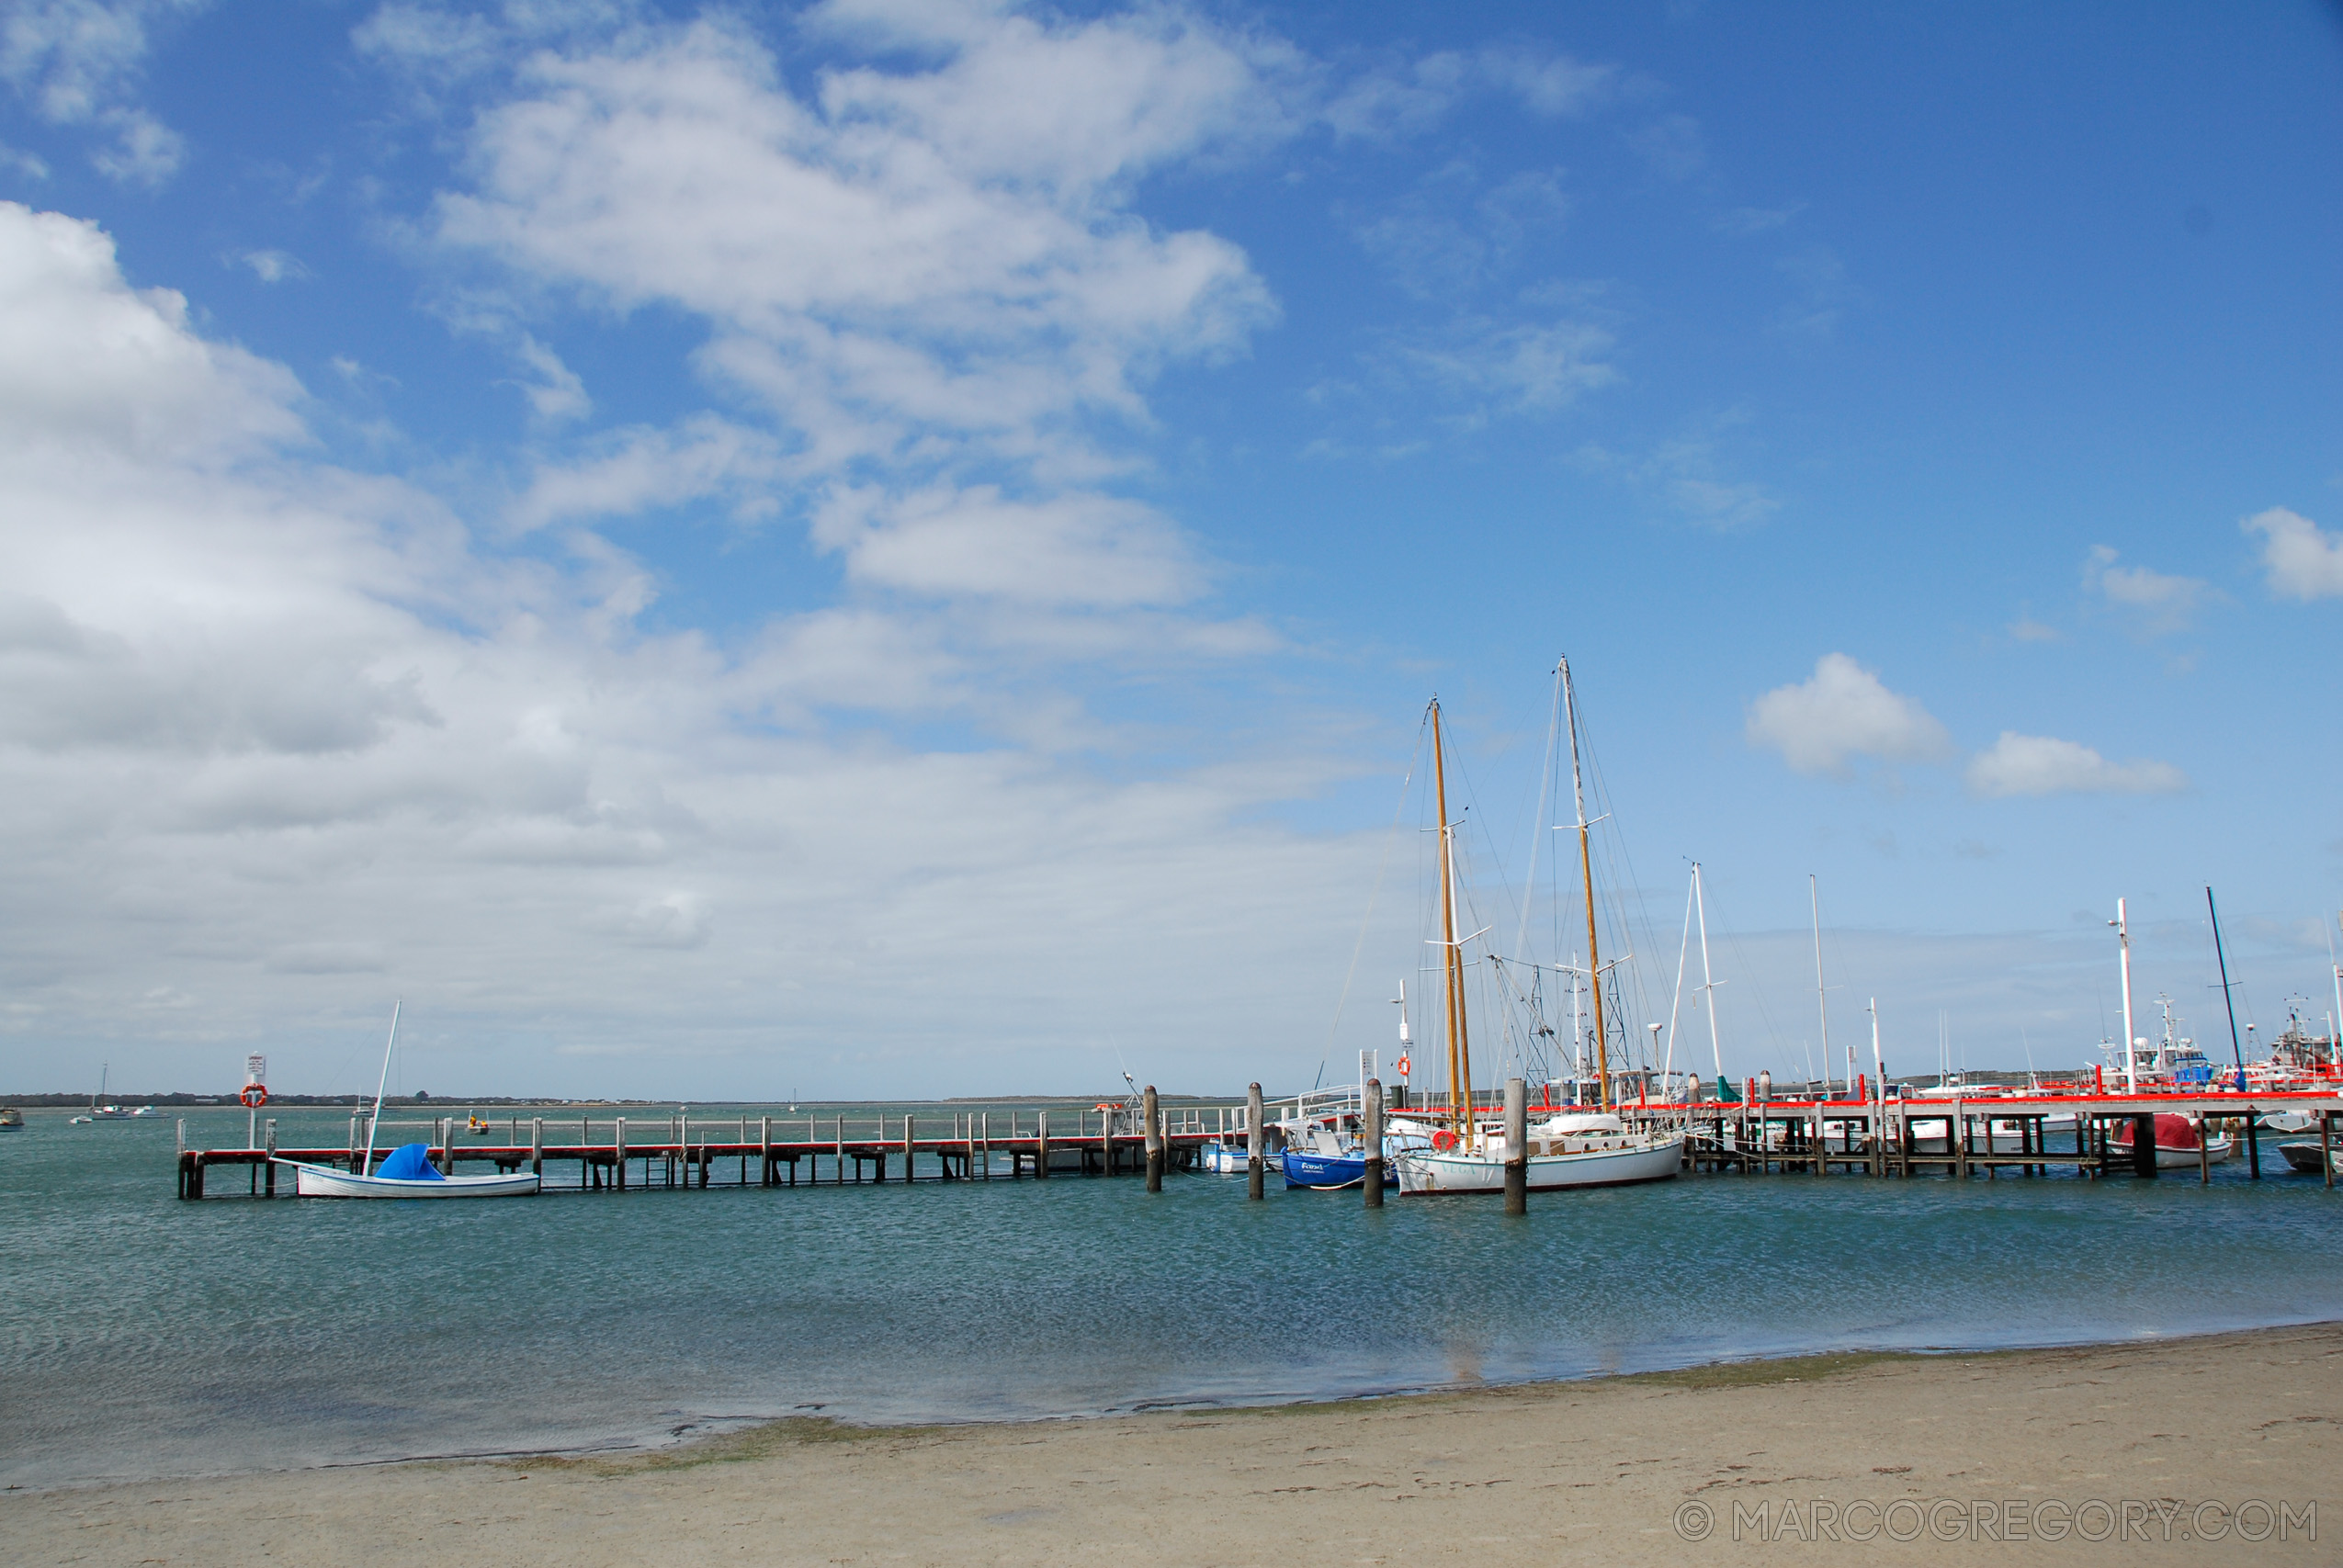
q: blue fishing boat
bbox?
[1282,1144,1365,1190]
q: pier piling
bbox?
[1364,1077,1384,1208]
[1246,1082,1264,1201]
[1502,1077,1527,1216]
[1144,1086,1163,1191]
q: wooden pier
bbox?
[175,1107,1225,1199]
[1661,1088,2342,1186]
[173,1088,2341,1199]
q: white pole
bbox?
[1810,874,1831,1096]
[1569,957,1585,1100]
[1695,864,1724,1088]
[2329,911,2342,1065]
[362,999,401,1177]
[2113,899,2137,1094]
[1660,869,1694,1097]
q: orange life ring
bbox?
[1395,1055,1411,1077]
[239,1083,267,1108]
[1431,1128,1459,1151]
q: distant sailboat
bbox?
[71,1064,142,1122]
[273,1003,538,1199]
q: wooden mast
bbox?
[1561,659,1609,1111]
[1432,699,1474,1142]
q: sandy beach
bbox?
[7,1324,2335,1566]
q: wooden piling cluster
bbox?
[1669,1089,2342,1185]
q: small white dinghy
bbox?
[277,1142,538,1198]
[276,1000,538,1199]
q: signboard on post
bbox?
[245,1054,266,1086]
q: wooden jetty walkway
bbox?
[174,1085,2341,1199]
[1662,1087,2342,1186]
[175,1106,1225,1198]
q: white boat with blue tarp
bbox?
[277,1141,538,1198]
[274,1000,538,1200]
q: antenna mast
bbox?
[1431,700,1474,1141]
[1560,658,1608,1111]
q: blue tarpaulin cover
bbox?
[375,1143,446,1180]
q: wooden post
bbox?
[1100,1106,1113,1177]
[1952,1099,1967,1180]
[2246,1107,2261,1179]
[2200,1114,2211,1185]
[616,1117,628,1190]
[1364,1077,1385,1207]
[1812,1104,1825,1177]
[531,1117,543,1178]
[981,1110,990,1179]
[1144,1086,1163,1191]
[903,1114,915,1183]
[1502,1077,1528,1215]
[1247,1082,1265,1201]
[2131,1112,2156,1179]
[1036,1109,1050,1179]
[2325,1110,2335,1190]
[264,1119,277,1196]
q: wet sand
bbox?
[7,1324,2337,1565]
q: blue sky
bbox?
[0,0,2337,1100]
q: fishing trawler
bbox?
[1394,667,1682,1196]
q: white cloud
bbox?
[1746,653,1952,777]
[2242,506,2343,601]
[428,11,1277,604]
[1398,316,1614,416]
[510,333,589,423]
[1321,47,1612,140]
[0,202,302,459]
[509,414,780,532]
[1626,112,1703,180]
[1964,733,2187,799]
[1571,414,1777,530]
[812,483,1201,606]
[0,199,1369,1098]
[2083,544,2209,632]
[233,248,307,283]
[0,0,201,183]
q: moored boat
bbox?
[1389,670,1681,1199]
[283,1002,538,1200]
[2109,1112,2235,1169]
[2278,1140,2334,1176]
[277,1142,538,1198]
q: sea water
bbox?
[5,1103,2340,1488]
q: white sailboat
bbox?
[1395,665,1682,1195]
[273,1002,538,1199]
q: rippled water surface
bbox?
[5,1105,2340,1487]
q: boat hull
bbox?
[278,1159,539,1198]
[2107,1131,2235,1169]
[1196,1143,1282,1175]
[2279,1141,2335,1175]
[1283,1149,1364,1189]
[1395,1133,1683,1194]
